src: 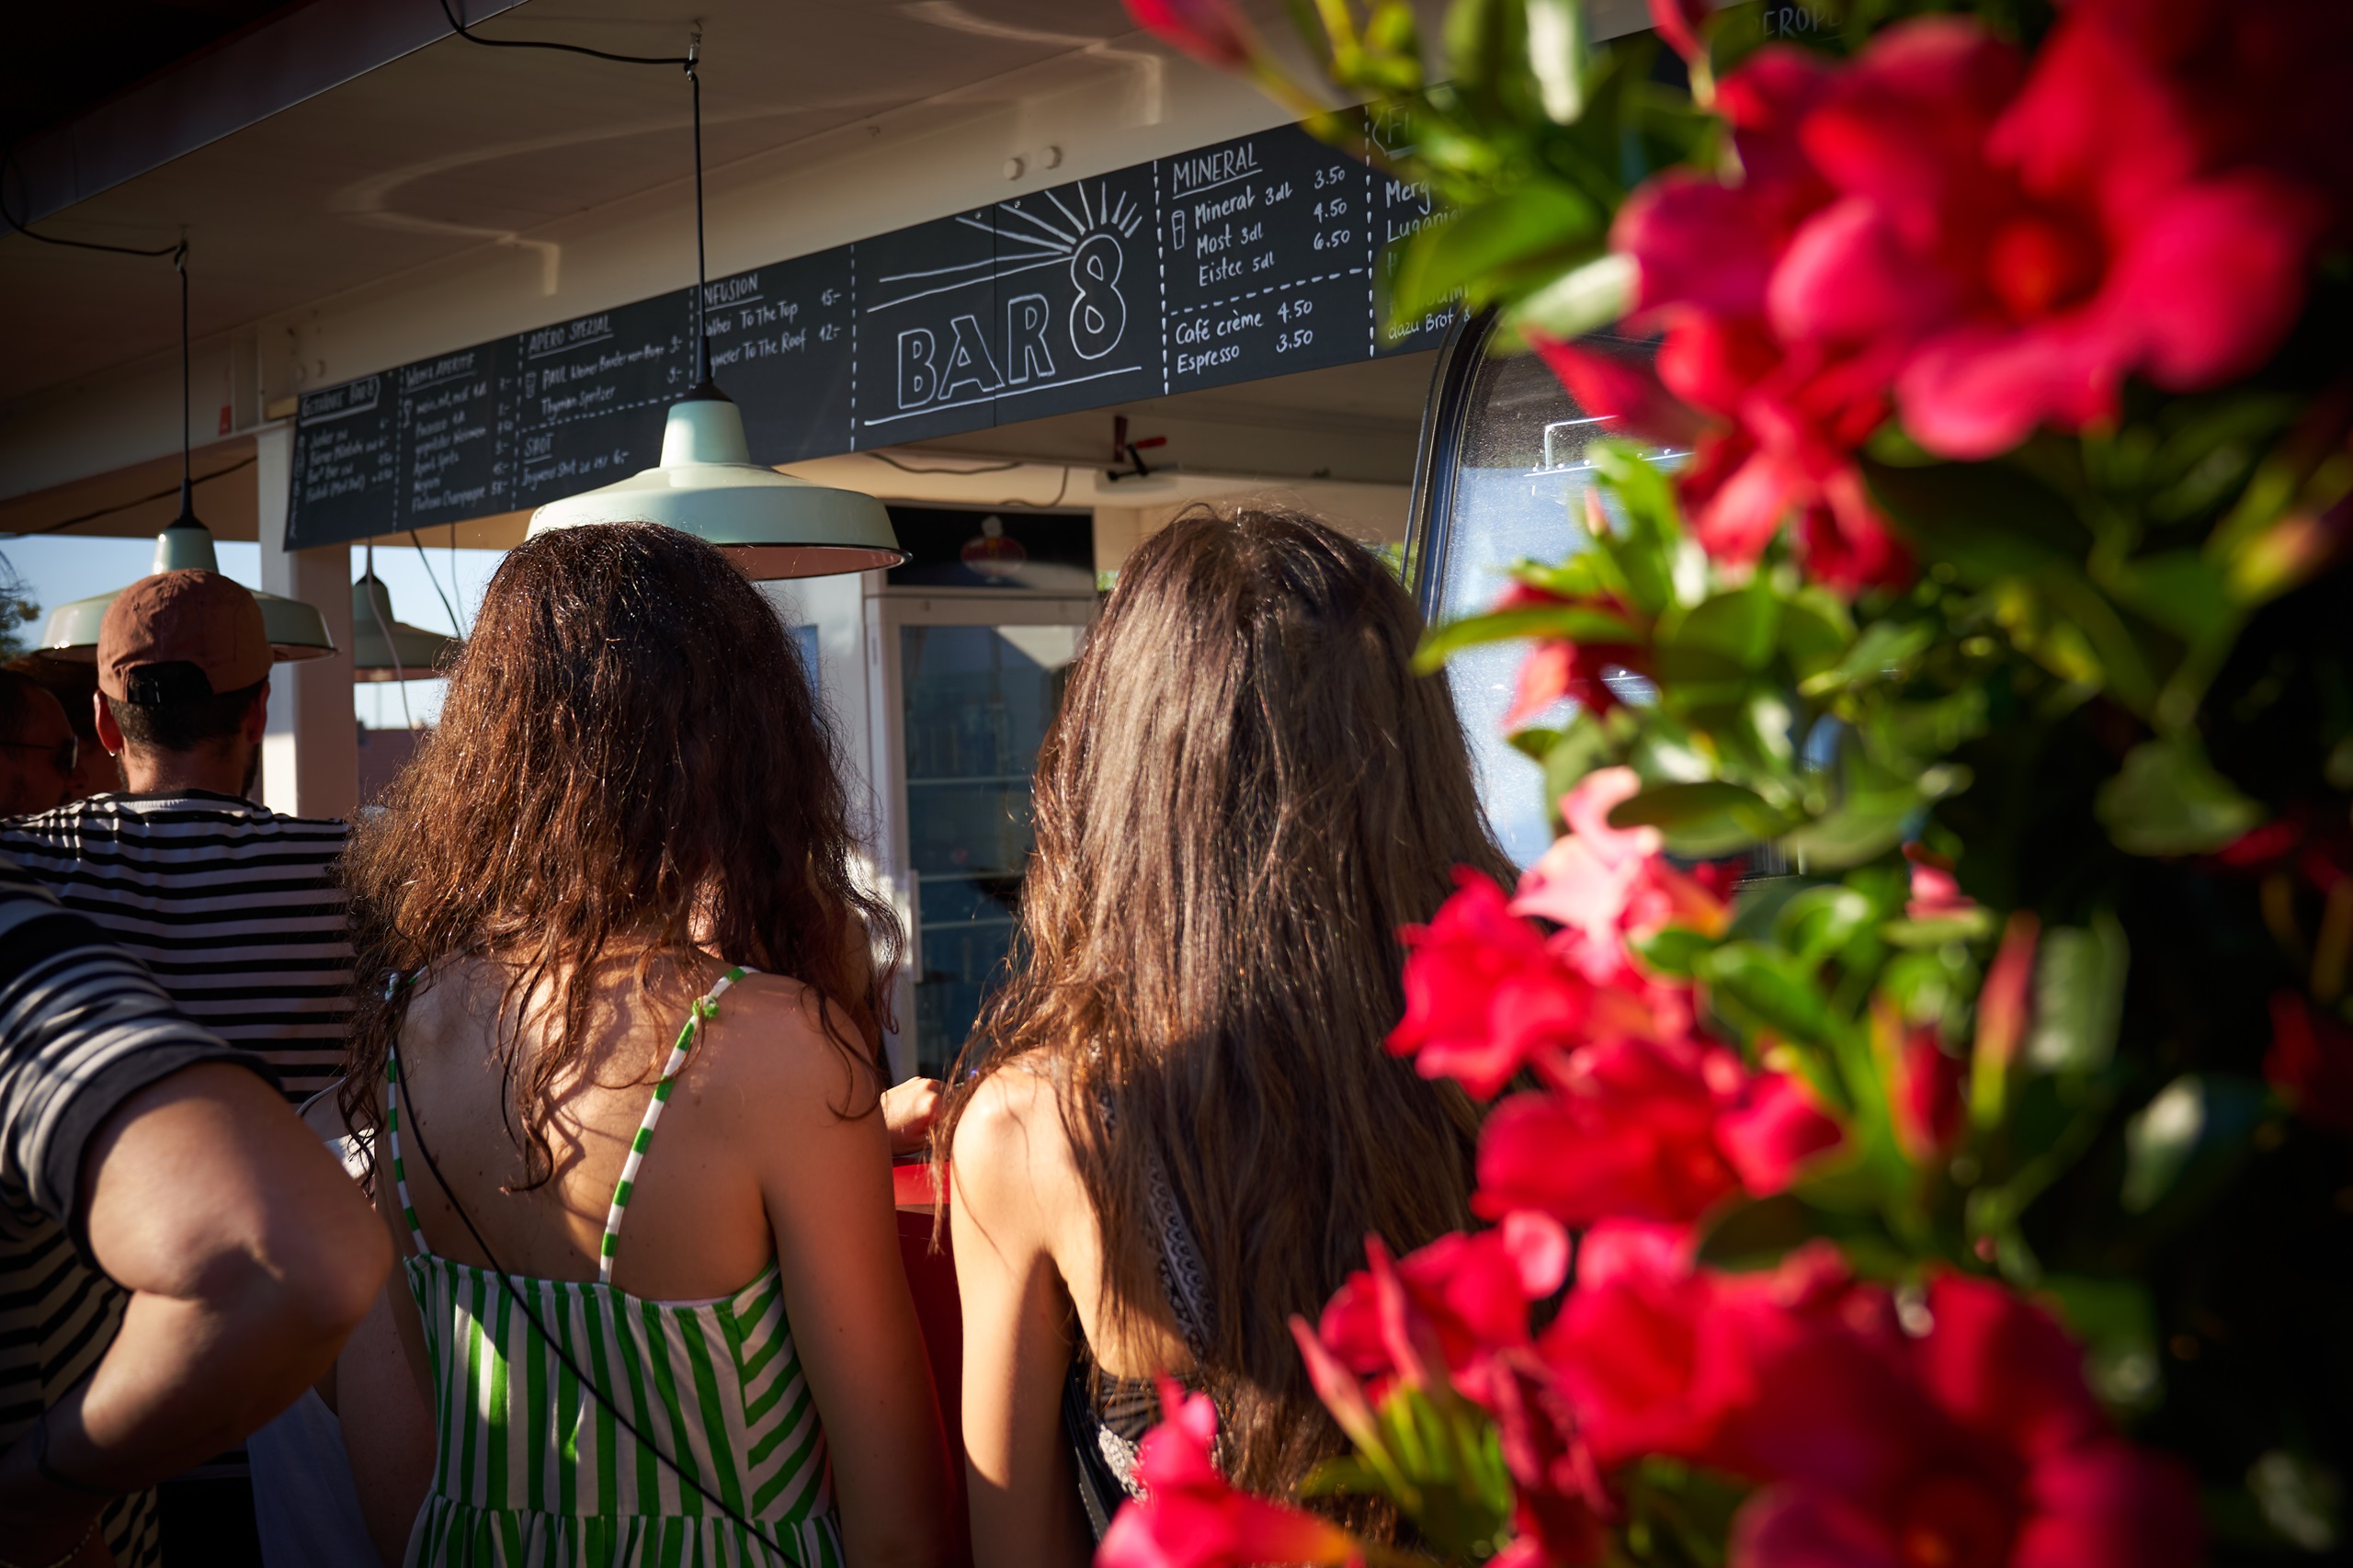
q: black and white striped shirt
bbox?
[0,792,352,1104]
[0,853,258,1567]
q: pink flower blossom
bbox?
[1514,767,1732,980]
[1097,1380,1363,1568]
[1903,844,1974,921]
[1492,582,1651,731]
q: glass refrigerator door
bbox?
[898,620,1082,1075]
[1414,325,1677,865]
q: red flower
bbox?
[1647,0,1711,70]
[1903,843,1974,921]
[1720,1276,2204,1568]
[1540,1231,1873,1469]
[1493,581,1650,730]
[2265,992,2353,1134]
[1594,9,2333,592]
[1473,1036,1841,1226]
[1891,16,2326,459]
[1121,0,1256,69]
[1529,335,1717,451]
[1317,1215,1569,1406]
[2054,0,2353,241]
[1391,872,1599,1098]
[1487,1365,1613,1568]
[1513,767,1733,980]
[1097,1380,1363,1568]
[1887,1016,1967,1165]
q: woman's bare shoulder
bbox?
[949,1062,1083,1221]
[689,970,880,1108]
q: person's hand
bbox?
[881,1077,943,1154]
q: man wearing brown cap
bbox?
[3,571,362,1558]
[1,566,352,1104]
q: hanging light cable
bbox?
[351,540,459,693]
[0,206,338,661]
[435,6,904,579]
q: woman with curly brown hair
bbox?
[339,522,947,1568]
[941,504,1513,1568]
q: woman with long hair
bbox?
[340,523,948,1568]
[941,504,1513,1566]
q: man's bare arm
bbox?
[0,1063,391,1557]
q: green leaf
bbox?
[1635,925,1717,979]
[2102,550,2237,645]
[1413,603,1645,671]
[1864,455,2091,579]
[1389,181,1603,320]
[2038,1275,2165,1415]
[1778,589,1855,679]
[1773,885,1876,969]
[1697,1193,1886,1272]
[1496,253,1633,346]
[1442,0,1517,96]
[1588,442,1686,612]
[1521,0,1587,121]
[2120,1073,2268,1216]
[1609,780,1790,857]
[1540,713,1618,821]
[1796,617,1936,698]
[1779,749,1946,871]
[1881,909,1996,948]
[1300,1456,1392,1500]
[1660,582,1780,680]
[2023,913,2128,1076]
[2094,735,2264,856]
[1699,942,1837,1047]
[1507,725,1563,763]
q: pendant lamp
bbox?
[40,248,336,663]
[351,549,460,682]
[42,519,338,662]
[524,42,904,579]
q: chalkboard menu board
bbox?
[288,112,1456,549]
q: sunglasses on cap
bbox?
[0,736,79,777]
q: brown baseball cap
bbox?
[97,571,272,702]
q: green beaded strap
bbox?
[597,967,748,1284]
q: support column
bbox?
[255,423,357,819]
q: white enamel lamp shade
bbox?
[39,520,337,663]
[351,573,460,682]
[526,391,905,579]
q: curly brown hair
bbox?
[936,503,1510,1516]
[339,522,900,1179]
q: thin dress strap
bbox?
[597,966,750,1285]
[382,971,432,1259]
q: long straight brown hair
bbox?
[938,503,1510,1509]
[339,522,900,1175]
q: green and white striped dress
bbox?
[386,968,845,1567]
